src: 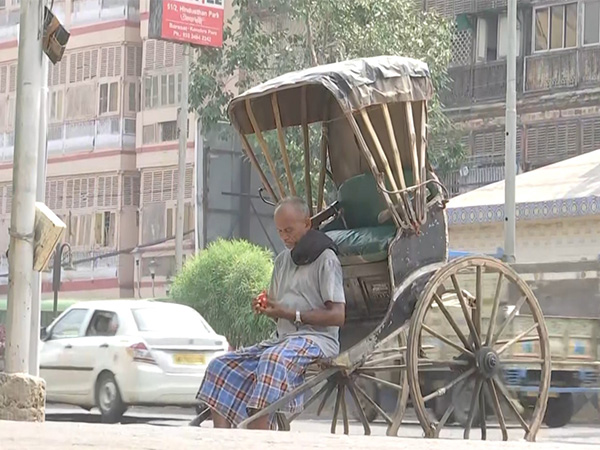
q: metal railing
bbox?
[71,0,140,26]
[0,117,136,161]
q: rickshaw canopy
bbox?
[228,55,434,134]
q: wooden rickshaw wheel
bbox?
[407,256,551,441]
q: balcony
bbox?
[426,0,513,16]
[0,117,136,162]
[443,59,524,107]
[524,46,600,92]
[0,7,19,42]
[71,0,140,26]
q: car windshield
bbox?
[132,306,213,335]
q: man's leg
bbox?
[196,346,263,427]
[246,337,323,430]
[212,411,232,429]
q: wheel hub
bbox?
[475,347,500,378]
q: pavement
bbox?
[0,405,598,450]
[1,420,599,450]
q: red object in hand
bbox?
[257,290,268,309]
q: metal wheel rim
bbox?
[99,380,118,412]
[407,256,551,441]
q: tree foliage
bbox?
[189,0,465,181]
[169,239,275,348]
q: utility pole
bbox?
[194,118,204,255]
[176,44,190,272]
[504,0,517,264]
[5,0,44,374]
[29,50,49,377]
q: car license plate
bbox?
[173,353,205,365]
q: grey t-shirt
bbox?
[266,248,346,358]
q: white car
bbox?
[40,300,228,422]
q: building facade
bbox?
[0,0,142,298]
[430,0,600,194]
[0,0,280,300]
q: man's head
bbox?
[274,197,311,249]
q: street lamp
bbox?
[149,258,156,298]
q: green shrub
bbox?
[170,238,275,348]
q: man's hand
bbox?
[260,299,294,321]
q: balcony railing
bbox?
[0,117,136,162]
[71,0,140,26]
[443,59,524,107]
[426,0,510,16]
[0,7,19,42]
[524,46,600,92]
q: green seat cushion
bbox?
[326,225,396,263]
[337,172,387,229]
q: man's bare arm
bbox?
[261,301,345,327]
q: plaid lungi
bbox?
[196,336,323,427]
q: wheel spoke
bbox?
[496,323,538,355]
[475,265,483,337]
[434,380,468,438]
[331,385,343,434]
[479,381,487,440]
[434,402,455,438]
[422,324,475,358]
[451,274,482,349]
[434,293,474,351]
[347,379,371,435]
[485,273,504,346]
[364,354,405,367]
[358,373,406,393]
[492,296,528,344]
[288,380,332,423]
[317,380,337,416]
[487,380,508,441]
[493,377,530,433]
[356,365,407,372]
[496,336,539,346]
[500,358,544,365]
[464,377,483,439]
[423,368,476,403]
[353,378,393,426]
[340,385,350,435]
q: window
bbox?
[160,121,178,141]
[49,90,63,122]
[132,306,212,334]
[168,74,176,105]
[99,81,119,114]
[143,73,180,109]
[177,73,182,103]
[161,74,168,106]
[166,207,174,238]
[86,311,119,337]
[95,211,115,247]
[535,4,577,51]
[476,14,521,62]
[144,76,152,109]
[128,83,137,112]
[143,124,156,144]
[50,309,88,339]
[584,1,600,45]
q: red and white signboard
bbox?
[160,0,224,48]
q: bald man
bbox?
[196,197,345,430]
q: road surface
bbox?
[44,405,600,445]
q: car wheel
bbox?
[543,393,574,428]
[96,372,127,424]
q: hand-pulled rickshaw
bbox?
[194,56,551,441]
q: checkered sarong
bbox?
[196,336,323,427]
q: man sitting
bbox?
[196,197,346,430]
